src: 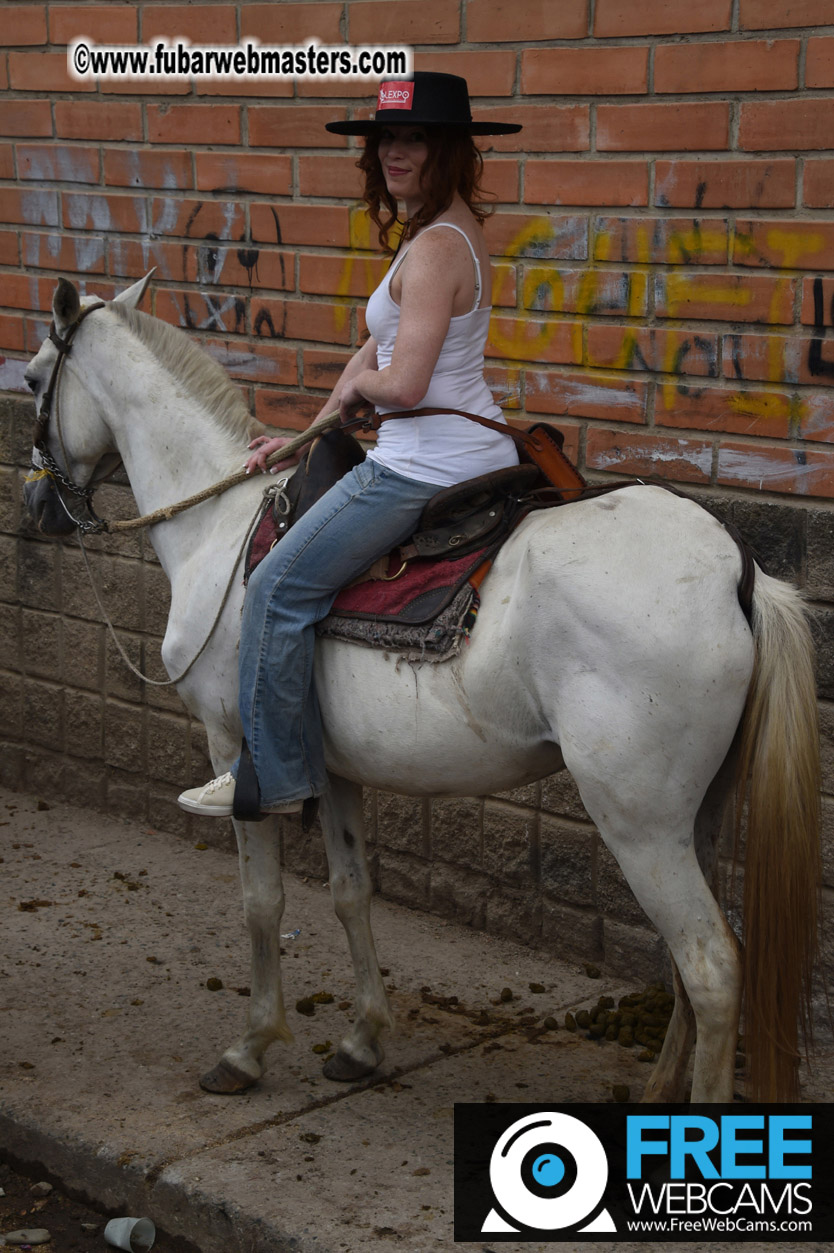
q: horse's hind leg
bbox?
[319,774,394,1082]
[200,816,292,1093]
[642,960,696,1102]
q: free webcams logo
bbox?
[454,1104,833,1243]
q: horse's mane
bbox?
[108,303,263,443]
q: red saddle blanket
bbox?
[329,544,491,624]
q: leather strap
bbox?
[343,406,547,452]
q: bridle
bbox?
[29,301,110,535]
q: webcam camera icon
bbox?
[482,1112,616,1234]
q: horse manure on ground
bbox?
[565,983,675,1057]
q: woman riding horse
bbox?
[178,72,523,819]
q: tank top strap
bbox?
[389,221,483,312]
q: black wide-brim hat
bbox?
[324,71,522,136]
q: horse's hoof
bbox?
[199,1059,259,1094]
[322,1043,382,1083]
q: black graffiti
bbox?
[808,276,834,378]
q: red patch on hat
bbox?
[377,81,414,111]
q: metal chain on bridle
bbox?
[27,302,340,685]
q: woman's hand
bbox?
[244,434,299,476]
[338,377,373,427]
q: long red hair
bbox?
[358,127,491,254]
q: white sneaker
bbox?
[177,772,304,818]
[178,771,236,816]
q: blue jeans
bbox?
[237,458,441,805]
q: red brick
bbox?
[527,370,648,423]
[586,325,719,377]
[147,104,241,145]
[142,4,237,42]
[801,276,834,328]
[593,217,729,265]
[9,50,94,92]
[251,297,354,346]
[739,100,834,152]
[594,0,731,36]
[349,0,460,43]
[597,102,729,152]
[0,145,13,180]
[655,381,792,438]
[298,154,364,199]
[655,39,799,94]
[148,196,246,241]
[154,288,249,336]
[241,3,343,42]
[108,238,192,284]
[484,212,589,261]
[249,106,348,149]
[1,274,56,312]
[655,160,795,209]
[255,390,323,429]
[302,348,352,391]
[484,364,523,410]
[16,143,99,184]
[0,187,59,227]
[24,316,52,354]
[522,266,648,317]
[722,331,831,387]
[412,50,516,97]
[481,159,518,204]
[20,230,106,274]
[299,253,388,300]
[202,247,294,294]
[103,148,192,190]
[806,37,834,88]
[207,338,298,387]
[487,318,582,365]
[295,78,381,102]
[7,5,47,45]
[804,159,834,209]
[251,202,351,249]
[798,391,834,443]
[717,441,834,497]
[526,160,648,208]
[587,428,712,482]
[0,314,25,353]
[61,191,147,235]
[0,101,53,138]
[522,47,649,96]
[739,0,834,29]
[195,152,292,196]
[0,59,7,92]
[734,220,834,271]
[656,272,795,325]
[491,263,517,308]
[49,5,137,44]
[100,74,189,99]
[476,105,589,154]
[467,0,587,42]
[55,101,142,141]
[0,230,19,265]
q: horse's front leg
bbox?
[319,774,394,1082]
[200,816,292,1093]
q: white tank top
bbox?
[364,221,519,487]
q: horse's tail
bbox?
[736,567,821,1102]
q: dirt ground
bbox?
[0,1160,191,1251]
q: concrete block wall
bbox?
[1,0,834,985]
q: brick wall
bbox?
[1,1,833,987]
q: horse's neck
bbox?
[85,319,252,573]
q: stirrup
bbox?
[233,738,265,822]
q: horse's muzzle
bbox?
[23,472,77,536]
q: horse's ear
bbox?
[113,269,156,311]
[52,278,81,335]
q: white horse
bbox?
[23,274,821,1104]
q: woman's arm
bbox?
[246,336,379,474]
[339,229,471,423]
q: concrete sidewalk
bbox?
[0,787,829,1253]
